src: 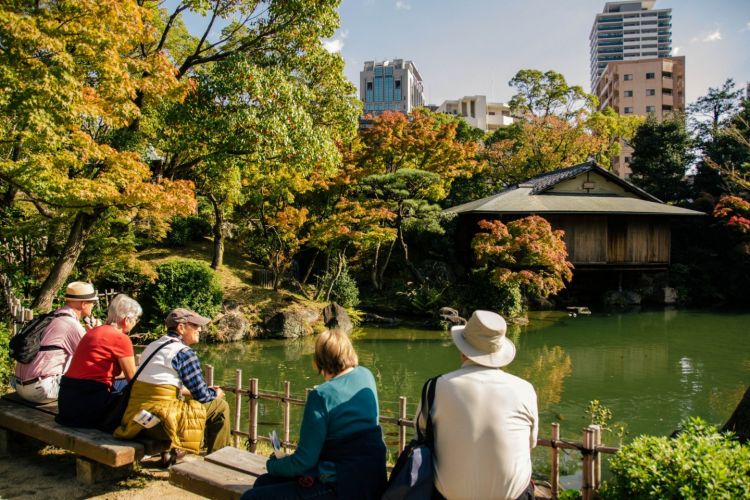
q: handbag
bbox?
[382,375,439,500]
[98,339,177,433]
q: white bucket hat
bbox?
[451,310,515,368]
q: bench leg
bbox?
[76,457,133,485]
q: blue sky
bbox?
[329,0,750,106]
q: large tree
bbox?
[629,115,694,203]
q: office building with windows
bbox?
[437,96,514,131]
[590,0,672,91]
[360,59,424,117]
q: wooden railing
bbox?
[0,273,33,334]
[204,365,618,499]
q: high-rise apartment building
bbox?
[591,1,681,179]
[360,59,424,117]
[596,56,685,177]
[590,0,672,91]
[437,96,514,131]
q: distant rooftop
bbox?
[602,0,656,13]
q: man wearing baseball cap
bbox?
[114,308,230,462]
[11,282,99,403]
[416,310,538,500]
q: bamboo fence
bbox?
[204,365,619,499]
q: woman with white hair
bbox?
[56,294,140,429]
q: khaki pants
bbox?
[143,397,231,453]
[11,375,61,404]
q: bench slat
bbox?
[0,399,143,467]
[171,459,257,500]
[204,446,268,477]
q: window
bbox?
[646,89,656,96]
[624,74,633,81]
[470,100,475,118]
[663,88,673,96]
[366,82,373,103]
[385,74,393,102]
[624,90,633,97]
[374,75,383,101]
[489,111,495,116]
[646,72,655,79]
[624,156,631,164]
[662,71,672,79]
[663,105,673,112]
[624,107,633,114]
[646,105,656,113]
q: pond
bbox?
[193,309,750,479]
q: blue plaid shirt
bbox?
[167,332,217,403]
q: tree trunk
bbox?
[722,386,750,443]
[301,249,319,285]
[208,195,224,270]
[371,243,381,291]
[398,225,424,285]
[375,238,397,291]
[325,253,346,302]
[32,212,100,311]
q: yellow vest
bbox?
[113,380,207,453]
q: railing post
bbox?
[592,424,602,490]
[398,396,407,453]
[205,364,214,387]
[581,426,595,500]
[283,381,291,451]
[23,309,33,322]
[551,422,560,499]
[233,369,242,448]
[248,378,259,453]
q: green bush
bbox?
[146,259,222,326]
[464,270,523,318]
[331,269,360,308]
[166,215,212,247]
[95,259,156,301]
[601,417,750,499]
[0,322,11,394]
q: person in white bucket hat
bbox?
[11,282,99,403]
[417,310,539,500]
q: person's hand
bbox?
[212,386,225,399]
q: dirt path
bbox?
[0,443,205,499]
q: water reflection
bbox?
[519,346,572,409]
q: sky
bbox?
[328,0,750,106]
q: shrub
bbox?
[146,259,222,326]
[601,417,750,499]
[331,269,360,308]
[465,270,524,318]
[166,215,212,247]
[0,322,11,393]
[95,259,156,301]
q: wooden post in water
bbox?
[283,381,291,451]
[233,369,243,448]
[248,378,259,452]
[551,423,560,499]
[205,364,215,387]
[398,397,407,453]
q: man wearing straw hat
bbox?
[417,310,538,500]
[11,282,100,404]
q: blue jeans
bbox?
[240,474,336,500]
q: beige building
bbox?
[360,59,424,117]
[595,56,685,178]
[436,96,514,132]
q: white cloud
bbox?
[323,38,344,53]
[692,29,722,43]
[673,46,680,55]
[395,1,411,10]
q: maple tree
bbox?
[472,216,573,300]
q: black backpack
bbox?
[9,311,67,363]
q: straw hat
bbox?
[451,310,515,368]
[64,282,98,302]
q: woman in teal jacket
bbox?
[242,329,386,500]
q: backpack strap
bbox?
[417,375,440,447]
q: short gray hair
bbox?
[106,294,142,325]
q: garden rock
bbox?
[322,302,353,335]
[264,302,321,339]
[212,311,253,342]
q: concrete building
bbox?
[436,96,514,131]
[596,56,685,177]
[360,59,425,117]
[590,0,672,91]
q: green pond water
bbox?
[193,309,749,481]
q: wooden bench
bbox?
[170,446,267,499]
[0,393,169,484]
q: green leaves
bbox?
[602,418,750,499]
